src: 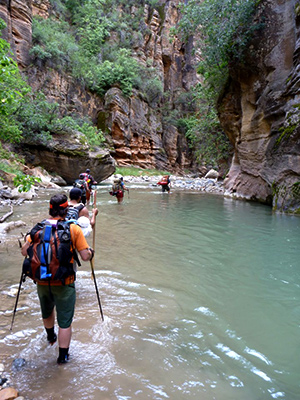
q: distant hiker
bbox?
[21,194,95,364]
[84,169,97,191]
[79,169,97,204]
[73,174,89,205]
[157,175,171,193]
[109,176,129,203]
[66,187,98,234]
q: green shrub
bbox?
[53,116,106,148]
[178,0,261,96]
[79,48,139,97]
[15,92,58,143]
[179,84,232,167]
[0,19,31,142]
[30,0,162,99]
[15,92,106,148]
[30,17,78,69]
[13,172,42,193]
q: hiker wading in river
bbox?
[21,194,95,364]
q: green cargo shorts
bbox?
[37,283,76,329]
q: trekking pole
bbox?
[10,237,26,331]
[90,189,104,321]
[10,271,25,331]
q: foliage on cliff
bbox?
[0,18,105,149]
[0,19,31,142]
[0,17,106,191]
[178,0,261,94]
[174,0,261,167]
[30,0,163,102]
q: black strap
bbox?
[77,203,85,213]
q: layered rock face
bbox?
[14,131,116,184]
[105,4,197,171]
[0,0,198,177]
[0,0,32,67]
[219,0,300,212]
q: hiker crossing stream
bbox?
[0,183,299,399]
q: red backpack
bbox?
[22,220,80,284]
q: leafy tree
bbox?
[0,19,31,142]
[13,172,42,193]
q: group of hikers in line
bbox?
[74,168,170,204]
[17,170,171,365]
[73,168,97,205]
[109,174,171,202]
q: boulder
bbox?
[0,387,19,400]
[23,166,64,188]
[0,189,13,199]
[11,187,37,200]
[205,169,219,179]
[14,131,116,184]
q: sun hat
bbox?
[77,216,92,237]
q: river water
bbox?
[0,183,299,400]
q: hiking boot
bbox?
[57,354,69,364]
[47,333,57,346]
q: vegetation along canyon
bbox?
[0,0,298,212]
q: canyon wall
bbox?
[219,0,300,213]
[2,0,299,212]
[0,0,198,178]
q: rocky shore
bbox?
[106,168,224,195]
[0,361,24,400]
[0,168,224,210]
[123,174,224,195]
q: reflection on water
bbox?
[0,184,300,399]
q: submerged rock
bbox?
[11,359,26,371]
[0,378,7,386]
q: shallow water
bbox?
[0,183,299,400]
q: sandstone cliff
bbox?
[219,0,300,213]
[0,0,198,180]
[2,0,299,213]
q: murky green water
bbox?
[0,183,299,400]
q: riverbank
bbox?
[0,173,225,244]
[104,172,225,195]
[0,172,225,210]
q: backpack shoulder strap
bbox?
[30,219,47,241]
[77,203,85,213]
[70,223,82,267]
[62,221,82,267]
